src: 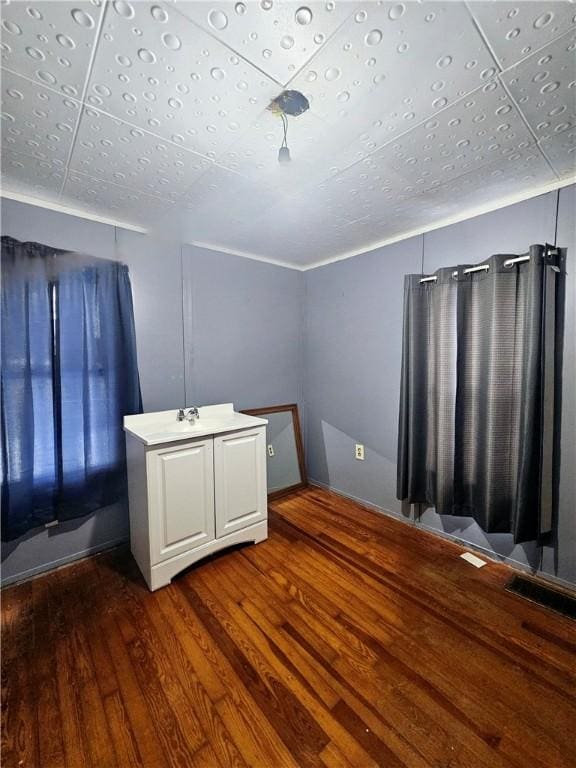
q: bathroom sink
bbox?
[168,419,207,431]
[144,417,226,441]
[153,417,222,435]
[124,403,268,446]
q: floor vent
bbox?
[506,575,576,620]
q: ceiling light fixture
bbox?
[267,90,310,164]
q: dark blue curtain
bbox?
[1,236,142,541]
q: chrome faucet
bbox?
[177,407,199,422]
[186,407,200,422]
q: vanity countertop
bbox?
[124,403,267,446]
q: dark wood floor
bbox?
[2,487,575,768]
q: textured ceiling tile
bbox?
[178,164,292,237]
[296,148,556,263]
[1,70,81,162]
[63,169,174,225]
[300,76,538,224]
[413,146,556,215]
[171,163,300,248]
[87,0,277,156]
[289,1,496,138]
[316,161,408,224]
[1,148,66,200]
[227,183,359,260]
[541,126,576,179]
[70,106,211,199]
[502,28,576,141]
[469,2,576,70]
[173,0,355,86]
[0,1,573,266]
[0,0,103,98]
[342,78,538,197]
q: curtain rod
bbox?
[419,254,532,284]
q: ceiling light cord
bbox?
[268,90,309,164]
[278,113,291,163]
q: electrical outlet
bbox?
[355,444,365,460]
[267,444,275,457]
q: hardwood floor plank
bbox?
[282,618,498,768]
[319,741,356,768]
[137,589,248,768]
[330,700,408,768]
[278,506,576,698]
[1,581,39,768]
[103,617,168,767]
[102,691,143,768]
[240,597,341,709]
[111,576,206,765]
[281,493,576,658]
[256,532,570,765]
[2,487,575,768]
[288,532,572,713]
[193,567,385,768]
[282,620,440,768]
[181,575,332,768]
[58,560,124,768]
[271,519,573,765]
[31,574,67,768]
[53,617,92,766]
[191,742,224,768]
[163,585,301,768]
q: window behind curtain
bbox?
[1,237,142,541]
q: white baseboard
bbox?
[308,479,410,522]
[308,480,576,592]
[0,536,129,588]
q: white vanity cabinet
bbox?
[124,404,268,591]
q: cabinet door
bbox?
[147,439,215,563]
[214,428,267,538]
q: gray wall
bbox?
[182,244,303,410]
[1,198,302,584]
[304,236,422,515]
[555,185,576,584]
[304,186,576,586]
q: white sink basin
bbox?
[124,404,268,446]
[167,419,209,431]
[146,418,224,440]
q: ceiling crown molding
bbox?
[3,176,574,273]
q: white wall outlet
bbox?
[355,444,365,461]
[267,444,275,457]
